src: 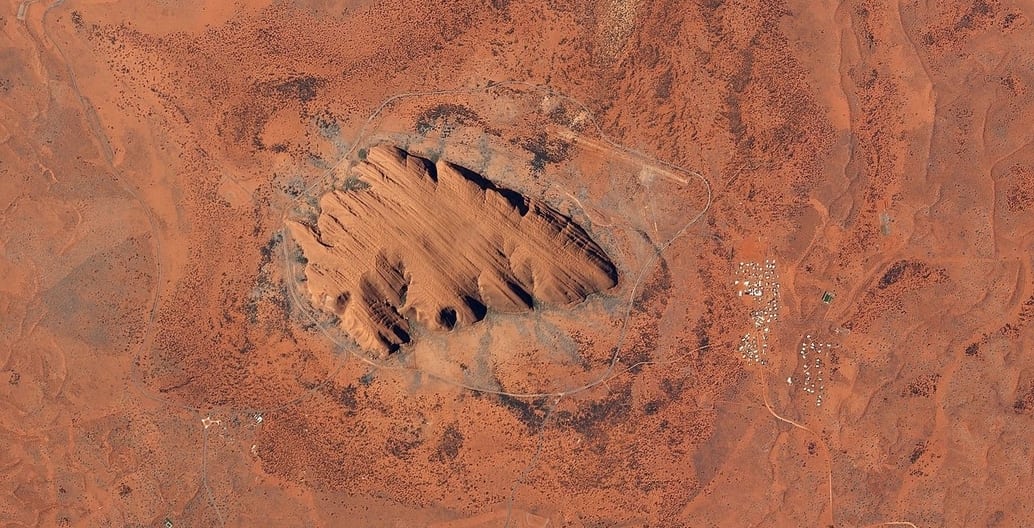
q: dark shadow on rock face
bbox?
[287,145,619,356]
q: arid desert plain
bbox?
[3,0,1034,526]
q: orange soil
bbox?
[2,0,1033,527]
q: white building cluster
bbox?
[734,260,780,365]
[792,334,832,407]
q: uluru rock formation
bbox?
[287,145,618,356]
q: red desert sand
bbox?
[2,0,1033,527]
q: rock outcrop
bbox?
[288,145,617,356]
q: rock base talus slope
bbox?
[288,145,617,356]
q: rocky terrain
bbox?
[2,0,1033,526]
[289,145,617,356]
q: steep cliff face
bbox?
[288,145,618,355]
